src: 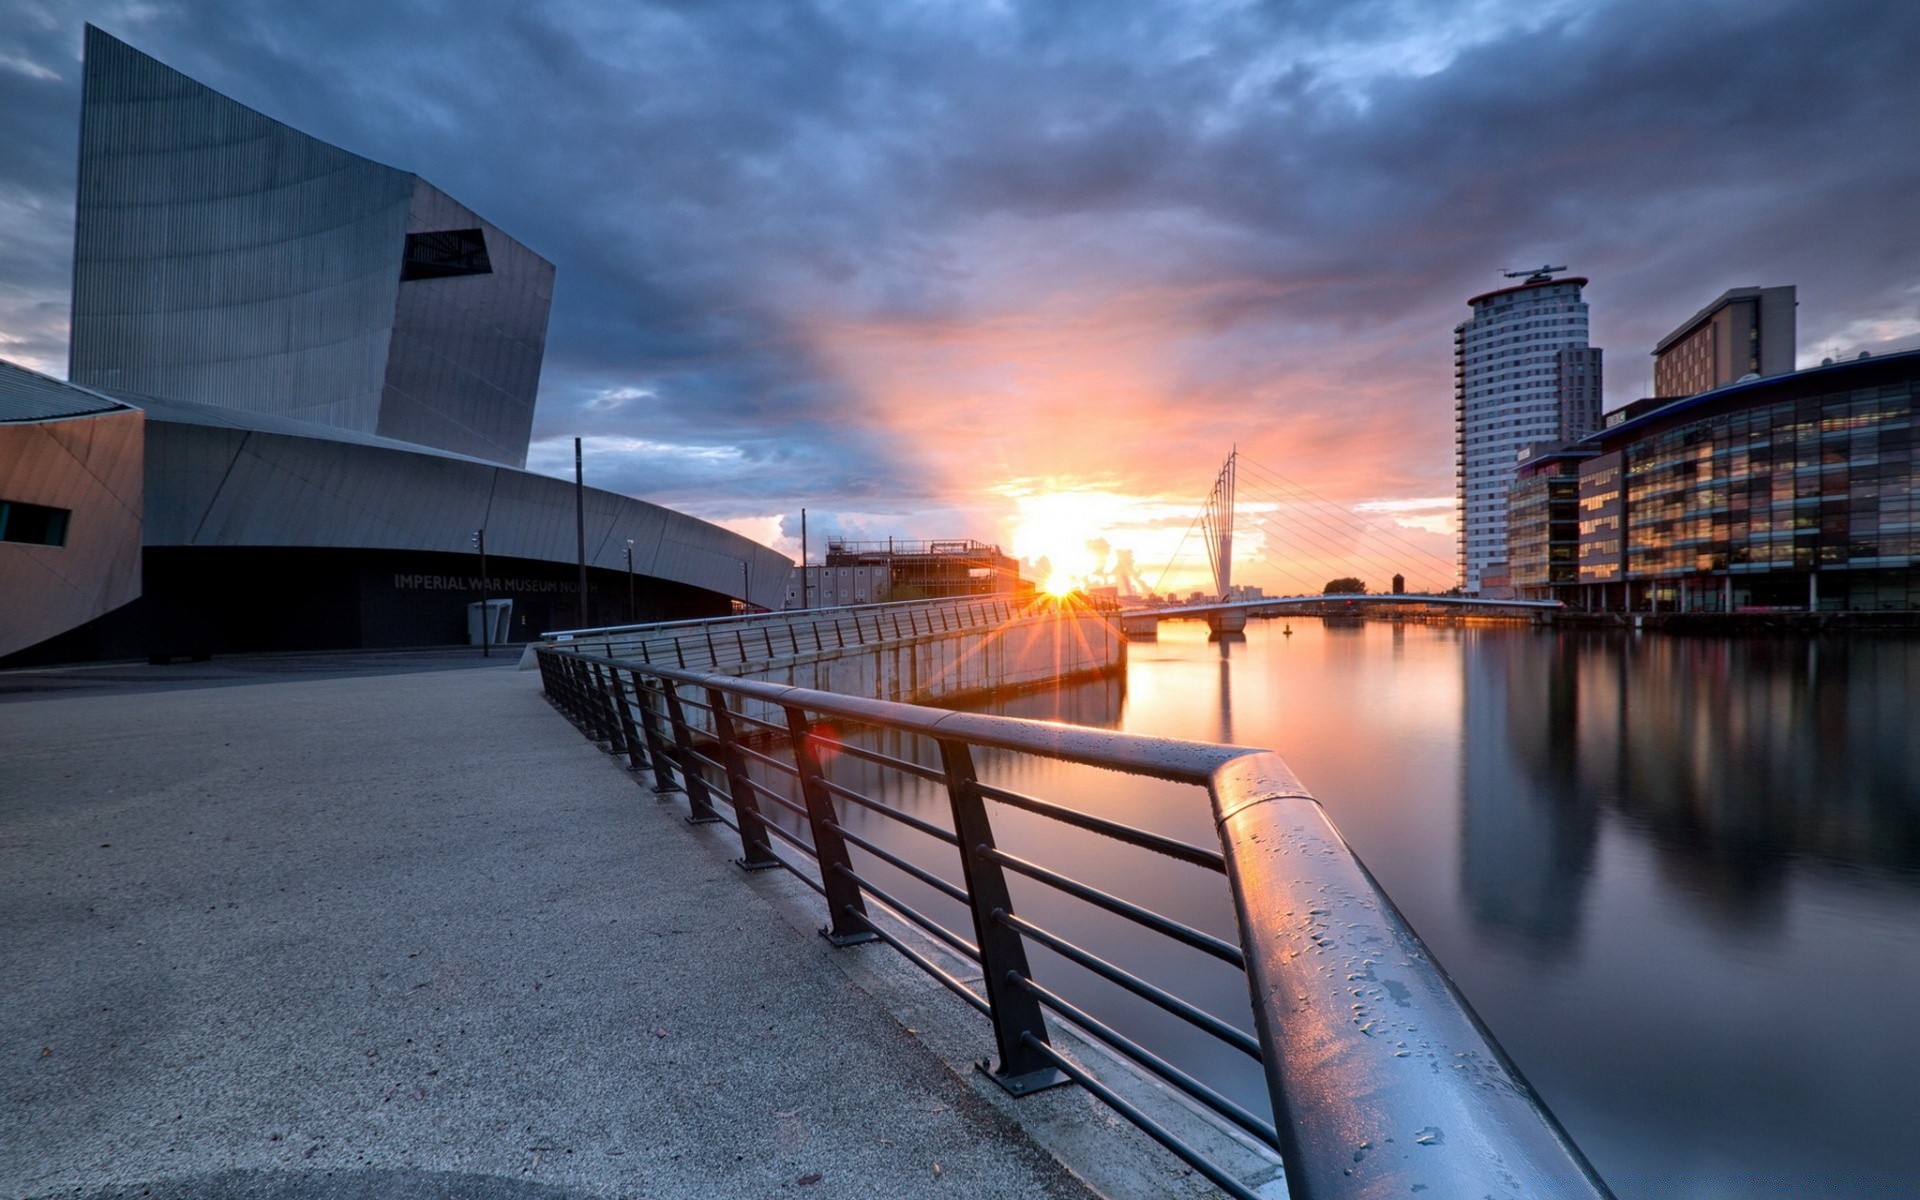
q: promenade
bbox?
[1,655,1106,1200]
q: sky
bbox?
[4,0,1919,595]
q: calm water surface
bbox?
[990,618,1920,1198]
[785,619,1920,1198]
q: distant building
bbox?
[1651,286,1796,399]
[780,538,1027,609]
[1455,269,1599,595]
[782,563,890,609]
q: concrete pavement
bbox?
[2,658,1106,1199]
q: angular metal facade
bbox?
[68,26,553,468]
[0,364,144,659]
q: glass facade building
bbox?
[1516,350,1920,612]
[1507,444,1593,598]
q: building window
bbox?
[401,229,492,280]
[0,499,71,546]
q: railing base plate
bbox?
[735,857,782,872]
[976,1059,1072,1097]
[821,927,881,947]
[685,814,723,826]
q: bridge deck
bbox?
[0,657,1104,1200]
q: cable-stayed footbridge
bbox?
[1126,450,1560,637]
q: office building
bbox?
[1507,442,1595,600]
[1500,282,1918,612]
[1455,269,1600,595]
[1651,287,1796,400]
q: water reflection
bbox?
[1461,634,1597,955]
[726,622,1920,1197]
[1020,623,1920,1197]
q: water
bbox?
[760,618,1920,1197]
[1015,620,1920,1198]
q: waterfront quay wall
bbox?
[1556,609,1920,634]
[540,596,1125,706]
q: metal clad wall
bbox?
[0,402,145,658]
[141,411,790,608]
[378,181,554,467]
[70,27,412,429]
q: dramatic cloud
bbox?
[3,0,1917,589]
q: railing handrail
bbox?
[533,643,1614,1200]
[541,592,1030,642]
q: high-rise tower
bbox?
[1453,268,1600,595]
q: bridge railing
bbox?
[539,593,1116,674]
[534,645,1614,1200]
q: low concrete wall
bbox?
[737,606,1122,704]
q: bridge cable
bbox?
[1237,456,1457,578]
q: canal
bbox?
[750,616,1919,1195]
[965,618,1920,1199]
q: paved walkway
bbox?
[1,660,1097,1200]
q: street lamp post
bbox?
[740,558,751,613]
[624,539,635,624]
[473,528,490,659]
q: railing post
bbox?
[661,682,720,823]
[781,705,878,946]
[631,671,679,793]
[707,688,782,872]
[608,668,649,774]
[937,738,1070,1096]
[589,660,623,752]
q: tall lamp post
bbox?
[740,558,752,613]
[472,527,490,659]
[624,539,635,624]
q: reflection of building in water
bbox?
[1591,637,1920,910]
[1462,632,1920,938]
[1459,631,1597,954]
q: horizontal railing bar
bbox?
[821,739,949,784]
[842,906,991,1017]
[829,821,969,904]
[723,708,791,738]
[738,776,811,821]
[973,781,1227,872]
[984,847,1245,968]
[548,651,1234,785]
[819,779,961,846]
[995,911,1261,1060]
[544,594,1031,642]
[736,801,818,857]
[732,743,802,778]
[1011,972,1277,1147]
[1016,1033,1265,1200]
[832,864,981,964]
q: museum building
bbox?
[0,28,791,664]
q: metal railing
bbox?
[541,595,1052,674]
[534,645,1614,1200]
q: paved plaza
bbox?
[1,656,1106,1200]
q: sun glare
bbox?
[1007,490,1113,590]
